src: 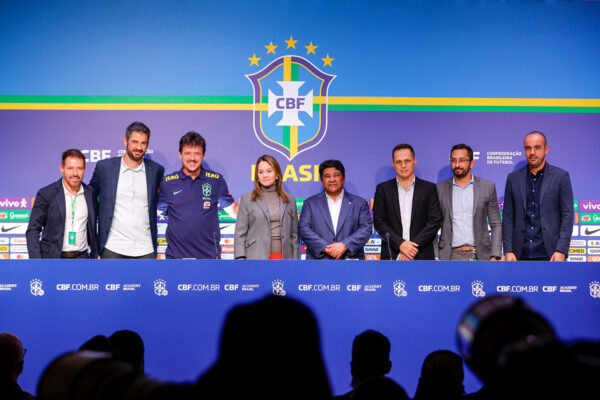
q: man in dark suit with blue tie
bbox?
[299,160,372,260]
[503,131,573,261]
[89,122,164,259]
[27,149,98,259]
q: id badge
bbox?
[68,231,76,244]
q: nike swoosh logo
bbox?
[1,225,21,233]
[173,190,183,195]
[585,227,600,235]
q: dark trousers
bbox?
[101,248,156,259]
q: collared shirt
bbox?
[397,177,415,241]
[105,158,153,256]
[523,163,547,258]
[451,176,475,247]
[326,189,344,235]
[61,180,88,252]
[158,167,235,259]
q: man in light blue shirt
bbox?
[435,144,502,261]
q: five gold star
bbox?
[285,35,298,49]
[321,53,334,67]
[305,41,318,55]
[248,53,261,66]
[265,41,278,54]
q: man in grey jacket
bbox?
[436,144,502,261]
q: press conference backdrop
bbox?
[0,0,599,394]
[1,260,600,396]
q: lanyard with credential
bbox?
[68,192,77,245]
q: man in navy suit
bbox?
[502,131,573,261]
[299,160,372,260]
[373,144,442,260]
[27,149,98,259]
[89,122,165,259]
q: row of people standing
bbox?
[26,123,573,261]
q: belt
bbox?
[61,250,88,258]
[452,245,476,251]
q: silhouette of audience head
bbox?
[109,330,145,374]
[78,335,119,357]
[197,295,331,400]
[413,350,464,400]
[456,295,555,383]
[0,333,25,382]
[350,329,392,387]
[352,376,408,400]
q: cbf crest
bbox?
[154,279,168,296]
[471,280,486,298]
[247,37,336,160]
[30,279,44,296]
[393,280,408,297]
[590,281,600,299]
[272,279,286,296]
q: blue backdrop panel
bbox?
[1,260,599,396]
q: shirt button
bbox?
[530,240,533,243]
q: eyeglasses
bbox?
[450,158,471,164]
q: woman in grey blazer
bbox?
[234,155,299,259]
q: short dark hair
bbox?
[125,121,151,140]
[319,159,345,179]
[179,131,206,153]
[392,144,415,159]
[450,144,474,161]
[61,149,85,166]
[525,131,547,146]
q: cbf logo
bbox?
[471,280,486,297]
[247,36,336,160]
[590,281,600,299]
[393,280,408,297]
[30,279,44,296]
[272,279,286,296]
[202,183,212,198]
[153,279,168,296]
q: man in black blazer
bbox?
[26,149,98,259]
[373,144,442,260]
[89,122,164,259]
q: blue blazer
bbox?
[26,178,98,259]
[298,190,372,259]
[502,163,573,259]
[89,157,165,255]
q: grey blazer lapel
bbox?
[445,178,454,221]
[258,195,271,222]
[472,176,481,215]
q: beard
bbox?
[453,166,470,179]
[127,148,144,162]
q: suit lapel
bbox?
[109,157,121,209]
[279,197,287,223]
[55,180,66,225]
[258,195,270,222]
[446,178,454,221]
[144,160,153,203]
[539,164,553,206]
[318,192,335,234]
[472,176,480,215]
[517,167,527,212]
[390,179,402,224]
[336,193,351,234]
[410,178,421,238]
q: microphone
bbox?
[212,232,219,260]
[385,232,393,260]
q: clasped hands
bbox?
[324,242,347,260]
[398,241,419,260]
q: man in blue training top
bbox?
[158,132,237,259]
